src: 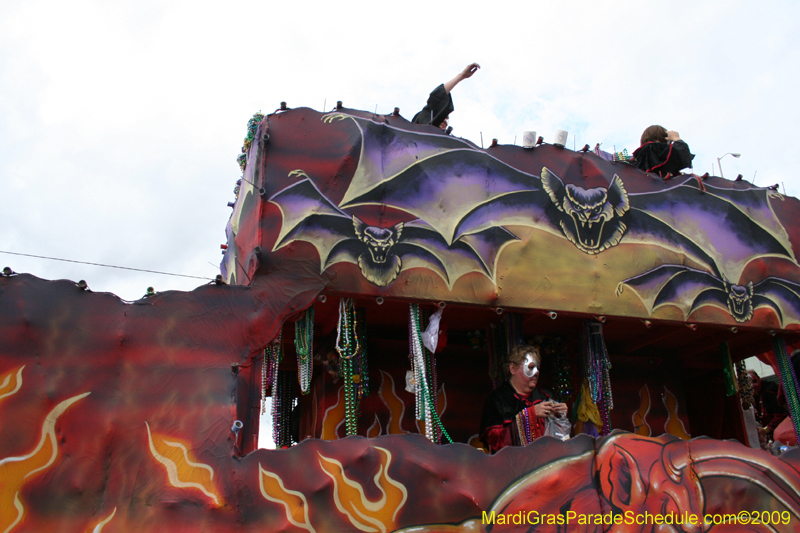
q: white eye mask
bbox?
[522,354,539,378]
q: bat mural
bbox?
[538,169,794,278]
[326,114,794,276]
[619,264,800,326]
[261,111,800,329]
[269,174,519,288]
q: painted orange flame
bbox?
[320,385,345,439]
[632,384,652,436]
[378,370,407,435]
[662,386,690,440]
[318,447,408,533]
[145,422,221,506]
[0,391,90,533]
[259,465,316,532]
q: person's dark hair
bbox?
[640,125,668,145]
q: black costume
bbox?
[412,84,454,128]
[632,140,694,178]
[479,381,553,453]
[756,379,788,434]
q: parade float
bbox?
[2,104,800,532]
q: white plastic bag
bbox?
[421,308,444,353]
[544,414,571,441]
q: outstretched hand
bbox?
[444,63,481,93]
[460,62,480,80]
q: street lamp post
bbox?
[717,152,741,179]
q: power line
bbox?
[0,251,213,281]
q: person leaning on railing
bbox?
[632,125,695,178]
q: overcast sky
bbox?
[2,0,798,301]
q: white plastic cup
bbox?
[522,131,538,149]
[553,130,568,148]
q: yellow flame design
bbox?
[378,371,407,435]
[0,391,90,533]
[321,385,345,440]
[145,422,221,506]
[259,465,316,532]
[86,507,116,533]
[662,386,690,440]
[318,447,408,533]
[0,366,24,403]
[632,384,652,436]
[322,113,349,124]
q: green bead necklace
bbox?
[295,306,314,395]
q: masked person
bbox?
[632,125,694,178]
[412,63,480,132]
[480,345,568,453]
[749,370,787,446]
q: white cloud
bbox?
[2,0,799,299]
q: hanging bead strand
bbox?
[295,306,314,395]
[336,298,360,436]
[583,321,613,436]
[356,307,369,399]
[410,304,432,441]
[736,360,754,410]
[273,370,294,448]
[550,338,573,404]
[409,304,453,444]
[270,329,284,446]
[261,347,271,415]
[772,336,800,446]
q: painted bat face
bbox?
[561,184,624,253]
[363,226,397,264]
[725,281,754,322]
[354,218,405,286]
[542,169,630,256]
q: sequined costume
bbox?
[479,381,553,453]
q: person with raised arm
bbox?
[412,63,480,132]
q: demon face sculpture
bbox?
[724,279,755,322]
[354,217,403,286]
[542,170,630,254]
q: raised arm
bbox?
[443,62,480,93]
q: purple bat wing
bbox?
[620,265,723,319]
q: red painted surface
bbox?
[1,274,799,531]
